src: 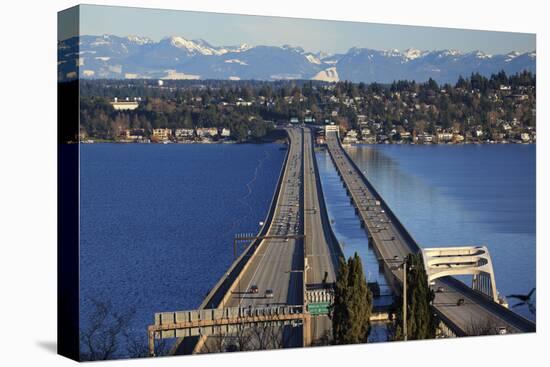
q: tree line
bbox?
[76,70,535,141]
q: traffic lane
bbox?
[228,128,303,307]
[228,238,294,307]
[303,130,336,284]
[434,277,534,333]
[234,129,303,306]
[239,239,298,307]
[432,278,519,333]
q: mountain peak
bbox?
[165,36,223,55]
[467,50,492,59]
[64,34,536,84]
[126,35,153,45]
[402,48,427,60]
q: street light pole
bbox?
[403,255,407,341]
[388,255,411,341]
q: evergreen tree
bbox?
[332,253,373,345]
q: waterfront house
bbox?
[220,128,231,138]
[453,134,465,143]
[196,127,218,138]
[152,128,171,141]
[121,128,145,141]
[174,128,195,140]
[417,133,434,144]
[343,129,358,144]
[437,132,454,143]
[400,131,411,140]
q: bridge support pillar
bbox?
[303,314,312,347]
[148,328,155,357]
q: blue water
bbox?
[79,143,285,357]
[79,142,535,357]
[345,144,536,321]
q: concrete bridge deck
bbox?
[171,127,341,353]
[302,127,343,342]
[325,131,535,336]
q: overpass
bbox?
[324,130,535,336]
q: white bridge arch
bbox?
[421,246,499,303]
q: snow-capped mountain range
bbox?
[58,34,536,83]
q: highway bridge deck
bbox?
[185,127,342,352]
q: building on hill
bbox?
[111,97,139,111]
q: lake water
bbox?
[79,142,535,357]
[79,143,286,357]
[344,144,536,321]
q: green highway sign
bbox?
[307,302,331,315]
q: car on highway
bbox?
[249,285,259,294]
[265,289,274,298]
[456,298,465,306]
[436,287,445,293]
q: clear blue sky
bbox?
[65,4,535,54]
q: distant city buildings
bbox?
[118,126,233,143]
[84,76,536,146]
